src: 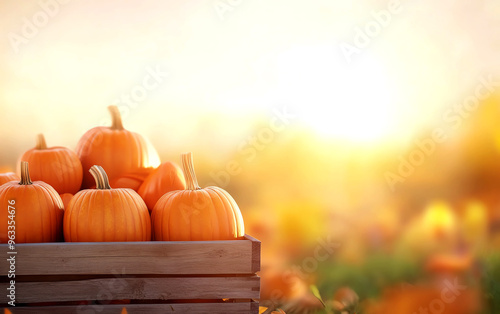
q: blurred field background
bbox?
[1,0,500,313]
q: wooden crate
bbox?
[0,235,260,313]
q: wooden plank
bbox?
[10,255,251,276]
[0,276,260,303]
[0,239,251,258]
[244,234,261,273]
[0,237,258,276]
[2,274,254,283]
[0,301,259,314]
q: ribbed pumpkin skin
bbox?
[76,107,160,189]
[138,161,186,210]
[64,189,151,242]
[21,146,83,194]
[152,186,244,241]
[0,172,19,186]
[110,167,155,192]
[0,180,64,243]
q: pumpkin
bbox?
[138,161,186,211]
[64,165,151,242]
[110,167,155,191]
[75,105,160,189]
[19,134,83,194]
[151,152,244,241]
[260,267,308,303]
[60,193,73,209]
[85,168,154,191]
[0,162,64,243]
[0,172,19,186]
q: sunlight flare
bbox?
[275,45,397,142]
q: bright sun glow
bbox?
[275,45,398,143]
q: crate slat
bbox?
[2,238,250,258]
[0,235,260,275]
[11,255,250,276]
[1,276,260,303]
[246,234,261,274]
[0,301,259,314]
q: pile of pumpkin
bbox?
[0,106,244,243]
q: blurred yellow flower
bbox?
[461,201,488,252]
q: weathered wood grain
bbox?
[0,236,260,276]
[0,276,260,303]
[0,301,259,313]
[245,234,261,273]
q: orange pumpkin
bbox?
[110,167,155,191]
[60,193,73,209]
[151,152,244,241]
[20,134,83,194]
[0,172,19,186]
[75,105,160,189]
[64,165,151,242]
[0,162,64,243]
[260,267,308,303]
[86,168,154,191]
[138,161,186,211]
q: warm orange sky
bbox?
[1,0,499,167]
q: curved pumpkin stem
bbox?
[89,165,111,190]
[36,134,47,150]
[181,152,201,190]
[108,105,124,130]
[19,161,33,185]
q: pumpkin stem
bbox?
[19,161,33,185]
[181,152,201,190]
[89,165,112,189]
[108,105,124,130]
[36,134,47,150]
